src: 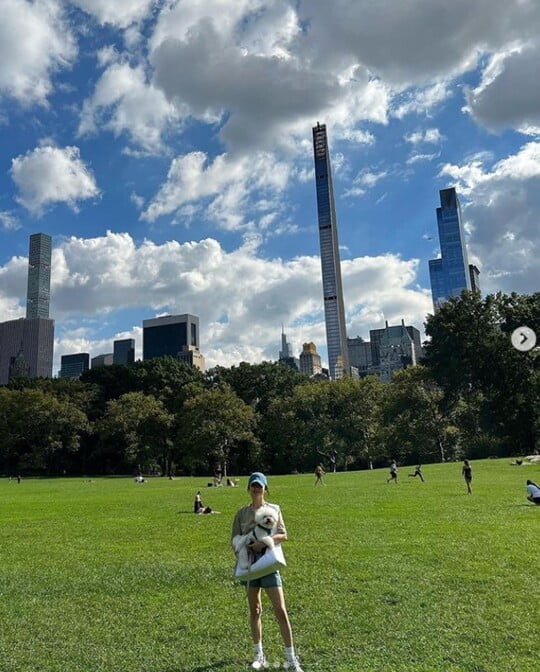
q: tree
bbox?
[177,384,258,476]
[0,388,90,474]
[381,366,458,463]
[208,361,308,414]
[424,291,539,453]
[97,392,173,472]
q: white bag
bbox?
[234,544,287,580]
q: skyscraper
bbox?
[312,123,349,379]
[59,353,90,379]
[0,233,54,384]
[113,338,135,366]
[299,342,322,376]
[91,353,113,368]
[429,188,472,310]
[143,314,200,361]
[26,233,52,319]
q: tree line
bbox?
[1,291,538,476]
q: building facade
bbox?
[59,353,90,379]
[177,345,206,371]
[312,123,350,379]
[278,327,299,370]
[469,264,481,293]
[91,353,113,368]
[143,314,200,361]
[375,321,419,383]
[347,337,373,377]
[113,338,135,366]
[429,188,472,310]
[26,233,52,319]
[0,317,55,385]
[299,342,322,376]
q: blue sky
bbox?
[1,0,539,372]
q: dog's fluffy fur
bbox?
[233,505,278,570]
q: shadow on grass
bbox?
[163,660,237,672]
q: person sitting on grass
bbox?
[526,480,540,505]
[194,491,220,514]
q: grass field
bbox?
[0,460,538,672]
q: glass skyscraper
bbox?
[113,338,135,366]
[312,123,349,379]
[429,188,472,310]
[59,353,90,379]
[26,233,52,319]
[143,314,199,361]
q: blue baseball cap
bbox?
[248,472,268,488]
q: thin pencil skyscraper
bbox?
[26,233,52,319]
[312,122,349,379]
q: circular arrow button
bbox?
[511,326,537,352]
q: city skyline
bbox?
[0,1,538,372]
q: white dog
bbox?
[233,505,278,570]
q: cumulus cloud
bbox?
[0,231,432,367]
[405,128,444,145]
[141,151,291,230]
[79,58,181,153]
[465,43,540,134]
[0,211,21,231]
[10,145,100,214]
[72,0,155,29]
[440,142,540,294]
[406,152,440,165]
[0,0,76,104]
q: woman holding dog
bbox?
[231,472,303,672]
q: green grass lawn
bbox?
[0,460,538,672]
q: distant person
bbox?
[17,475,21,484]
[194,491,204,514]
[227,478,238,487]
[134,475,146,484]
[314,464,326,486]
[462,460,472,494]
[526,480,540,505]
[408,464,425,482]
[387,460,398,484]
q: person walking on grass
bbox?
[314,464,325,486]
[408,464,425,482]
[526,480,540,505]
[387,460,398,484]
[462,459,473,494]
[231,472,303,672]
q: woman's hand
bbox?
[247,540,267,552]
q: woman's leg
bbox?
[246,586,263,644]
[265,586,293,647]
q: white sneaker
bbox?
[251,654,268,670]
[284,658,304,672]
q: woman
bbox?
[462,459,472,494]
[526,480,540,505]
[231,472,303,671]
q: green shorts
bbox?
[241,571,282,589]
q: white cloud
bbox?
[405,128,443,145]
[0,0,76,105]
[72,0,155,29]
[0,231,432,368]
[344,169,387,198]
[440,142,540,294]
[11,145,100,214]
[79,59,181,154]
[141,151,291,230]
[406,152,440,165]
[0,211,21,231]
[465,42,540,134]
[392,81,452,118]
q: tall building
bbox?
[469,264,481,293]
[367,320,422,383]
[177,345,206,371]
[113,338,135,366]
[143,314,200,361]
[0,233,54,385]
[91,353,113,368]
[429,188,472,310]
[26,233,52,319]
[299,342,322,376]
[312,122,350,379]
[347,337,373,378]
[59,353,90,379]
[278,326,299,370]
